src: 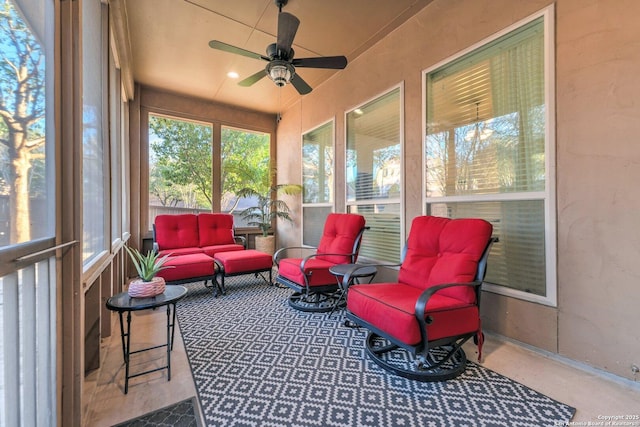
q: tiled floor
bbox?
[84,305,640,426]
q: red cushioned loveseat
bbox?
[153,213,245,287]
[153,213,245,257]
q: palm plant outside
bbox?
[237,183,301,237]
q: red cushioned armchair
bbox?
[274,213,367,312]
[345,215,497,381]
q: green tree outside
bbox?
[221,127,270,212]
[149,115,213,209]
[0,1,47,245]
[148,116,271,215]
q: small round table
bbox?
[106,285,187,394]
[328,264,377,317]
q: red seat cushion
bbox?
[201,244,244,257]
[215,250,273,274]
[316,213,366,264]
[157,253,215,282]
[347,282,479,346]
[155,214,200,252]
[278,257,337,287]
[198,213,237,247]
[158,247,203,257]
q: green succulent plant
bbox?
[125,246,173,282]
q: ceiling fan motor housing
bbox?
[266,43,294,61]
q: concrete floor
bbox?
[84,304,640,426]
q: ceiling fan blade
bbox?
[238,69,268,87]
[209,40,269,61]
[292,56,348,69]
[290,73,312,95]
[277,12,300,56]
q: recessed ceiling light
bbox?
[227,71,239,79]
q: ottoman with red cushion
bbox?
[214,250,273,294]
[156,253,221,294]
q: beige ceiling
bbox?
[122,0,433,114]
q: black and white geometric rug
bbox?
[112,397,202,427]
[176,277,575,427]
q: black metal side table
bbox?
[328,264,377,317]
[105,285,187,394]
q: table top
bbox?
[329,263,377,277]
[106,285,188,312]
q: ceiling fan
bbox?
[208,0,347,95]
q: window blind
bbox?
[425,16,551,298]
[347,87,402,263]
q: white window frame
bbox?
[301,118,335,247]
[422,6,556,306]
[345,83,405,264]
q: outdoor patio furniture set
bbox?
[151,211,497,382]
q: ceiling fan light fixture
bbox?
[267,61,293,87]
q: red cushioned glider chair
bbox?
[345,215,497,381]
[274,213,367,312]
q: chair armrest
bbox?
[234,235,247,249]
[299,251,358,271]
[414,281,482,344]
[273,246,317,266]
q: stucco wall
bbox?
[276,0,640,380]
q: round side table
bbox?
[106,285,187,394]
[328,264,377,317]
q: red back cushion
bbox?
[154,214,200,251]
[316,214,366,264]
[198,213,235,246]
[397,216,493,304]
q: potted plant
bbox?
[237,183,301,255]
[125,246,173,298]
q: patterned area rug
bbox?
[177,278,575,427]
[112,397,202,427]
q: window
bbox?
[424,9,556,305]
[148,114,213,226]
[109,43,122,246]
[302,120,334,246]
[346,86,403,263]
[147,117,271,231]
[0,0,56,424]
[121,99,130,236]
[0,0,54,248]
[82,0,107,265]
[220,126,270,228]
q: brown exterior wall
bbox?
[276,0,640,380]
